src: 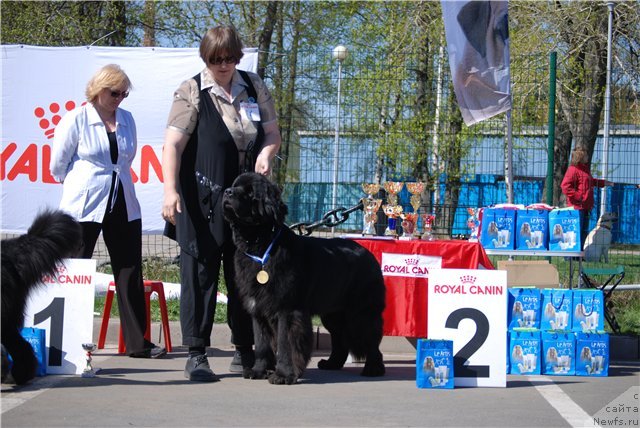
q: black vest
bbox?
[166,70,264,259]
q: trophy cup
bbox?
[400,212,418,239]
[361,183,382,236]
[81,343,99,378]
[382,181,404,237]
[421,212,436,241]
[466,207,479,242]
[406,182,425,238]
[383,181,404,207]
[382,204,403,236]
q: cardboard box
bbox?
[497,260,559,288]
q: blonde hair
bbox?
[199,25,244,65]
[570,148,589,166]
[85,64,132,103]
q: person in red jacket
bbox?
[561,148,613,248]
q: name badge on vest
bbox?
[240,101,260,121]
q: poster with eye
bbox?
[428,268,507,387]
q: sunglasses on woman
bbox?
[209,56,237,65]
[109,90,129,99]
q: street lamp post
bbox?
[600,1,615,214]
[332,45,348,214]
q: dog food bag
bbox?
[571,289,605,333]
[540,288,573,331]
[479,207,516,250]
[416,339,454,389]
[548,208,581,252]
[508,287,541,329]
[575,332,609,377]
[19,327,47,376]
[515,209,549,251]
[509,329,541,375]
[541,331,575,376]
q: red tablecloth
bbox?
[353,239,494,338]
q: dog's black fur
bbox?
[1,210,82,384]
[223,173,386,385]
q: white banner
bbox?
[441,1,511,126]
[24,259,96,375]
[428,268,507,387]
[1,45,258,233]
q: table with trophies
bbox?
[348,181,495,338]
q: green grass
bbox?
[98,256,640,335]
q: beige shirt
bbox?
[166,68,278,159]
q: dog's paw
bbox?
[318,358,344,370]
[268,372,298,385]
[246,369,269,380]
[360,362,385,377]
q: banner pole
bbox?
[505,109,514,204]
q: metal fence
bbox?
[99,48,639,285]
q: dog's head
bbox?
[596,212,618,229]
[222,172,288,228]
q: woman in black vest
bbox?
[161,25,281,382]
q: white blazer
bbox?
[50,103,141,223]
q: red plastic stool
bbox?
[97,280,172,353]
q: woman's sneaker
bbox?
[184,354,219,382]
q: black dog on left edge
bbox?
[223,173,386,385]
[1,210,82,384]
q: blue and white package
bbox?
[541,331,575,376]
[508,288,541,329]
[516,209,549,250]
[540,288,573,331]
[548,208,581,252]
[416,339,454,389]
[479,207,516,250]
[572,289,605,333]
[509,329,541,375]
[575,332,609,376]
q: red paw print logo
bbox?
[34,100,85,139]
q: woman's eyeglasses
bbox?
[209,56,237,65]
[109,90,129,99]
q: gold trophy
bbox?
[406,182,425,238]
[382,181,404,236]
[361,183,382,236]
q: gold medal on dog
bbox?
[256,270,269,284]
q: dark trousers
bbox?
[179,239,253,348]
[79,184,149,355]
[579,209,590,250]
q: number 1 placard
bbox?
[24,259,96,375]
[428,268,507,387]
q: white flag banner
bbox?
[441,0,512,126]
[1,45,258,234]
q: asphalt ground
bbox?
[1,320,639,428]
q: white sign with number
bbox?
[428,268,507,387]
[24,259,96,375]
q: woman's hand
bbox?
[162,190,181,225]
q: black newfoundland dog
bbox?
[1,209,82,384]
[223,173,386,385]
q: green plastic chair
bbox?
[580,265,625,333]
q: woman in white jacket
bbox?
[50,64,166,359]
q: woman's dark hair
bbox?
[199,25,244,65]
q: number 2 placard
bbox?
[428,268,507,387]
[24,259,96,375]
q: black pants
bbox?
[179,239,253,348]
[79,184,149,355]
[579,209,590,250]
